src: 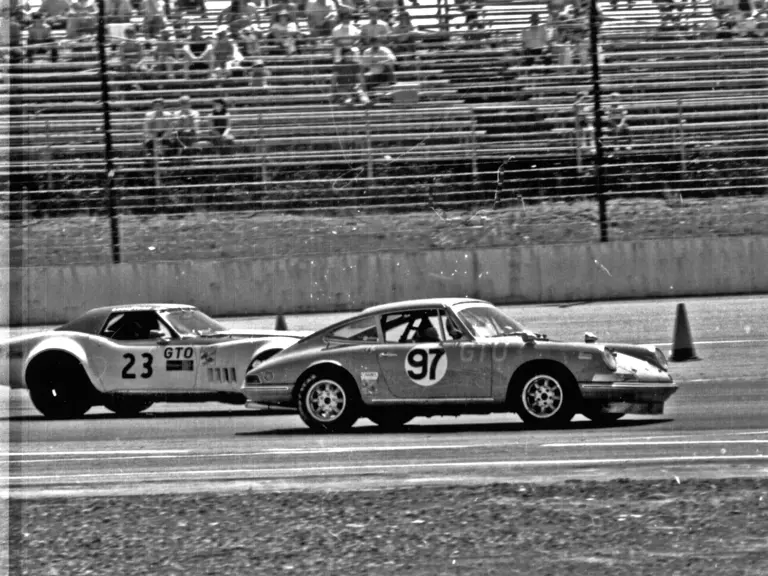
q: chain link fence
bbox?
[3,0,767,266]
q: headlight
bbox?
[602,348,617,371]
[655,347,669,371]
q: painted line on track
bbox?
[8,455,768,483]
[542,440,768,447]
[0,449,192,457]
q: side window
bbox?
[440,310,467,341]
[102,312,164,341]
[328,316,379,342]
[382,310,442,343]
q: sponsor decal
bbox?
[578,353,593,360]
[360,371,379,394]
[200,347,216,366]
[404,344,447,387]
[167,360,194,371]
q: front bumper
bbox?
[241,384,294,407]
[579,381,678,405]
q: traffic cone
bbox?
[274,314,287,330]
[671,303,698,361]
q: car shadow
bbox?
[237,418,675,436]
[3,408,296,422]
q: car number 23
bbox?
[404,344,447,387]
[121,347,194,379]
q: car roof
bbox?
[55,304,197,335]
[362,298,490,315]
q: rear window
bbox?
[327,316,379,342]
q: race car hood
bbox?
[217,328,313,340]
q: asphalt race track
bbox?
[2,295,767,498]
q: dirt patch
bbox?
[3,196,767,266]
[12,478,768,575]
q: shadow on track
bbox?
[237,418,674,436]
[4,408,296,422]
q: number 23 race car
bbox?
[2,304,310,418]
[242,298,678,432]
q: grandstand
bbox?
[3,0,767,221]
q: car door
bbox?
[98,311,198,393]
[375,308,492,400]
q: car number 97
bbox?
[405,344,447,387]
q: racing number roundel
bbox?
[404,344,447,387]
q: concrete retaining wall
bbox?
[3,236,767,325]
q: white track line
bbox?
[8,455,768,482]
[0,449,192,457]
[543,440,768,447]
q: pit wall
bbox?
[3,236,767,325]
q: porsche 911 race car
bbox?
[2,304,311,418]
[242,298,677,432]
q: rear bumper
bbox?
[241,384,294,407]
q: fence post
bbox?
[470,117,478,194]
[365,107,373,191]
[677,98,687,175]
[44,120,53,193]
[589,0,608,242]
[96,0,120,263]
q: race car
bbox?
[2,304,311,418]
[242,298,677,432]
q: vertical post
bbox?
[97,0,120,262]
[677,98,686,174]
[589,0,608,242]
[259,113,267,185]
[365,107,373,189]
[470,117,478,194]
[45,120,53,193]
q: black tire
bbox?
[27,353,93,419]
[296,371,359,433]
[512,365,577,428]
[368,409,414,430]
[583,410,624,425]
[103,394,154,417]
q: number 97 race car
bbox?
[2,304,311,418]
[242,298,678,432]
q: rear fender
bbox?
[24,337,104,391]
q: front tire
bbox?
[297,372,359,432]
[27,353,93,419]
[103,394,154,417]
[513,366,577,427]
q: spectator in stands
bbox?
[218,0,261,34]
[268,0,299,23]
[144,98,176,159]
[331,7,361,62]
[66,0,97,38]
[572,91,593,152]
[182,24,213,78]
[6,14,24,64]
[269,9,301,53]
[104,0,133,22]
[372,0,421,24]
[27,13,59,62]
[153,26,180,78]
[463,7,491,47]
[605,93,632,153]
[211,25,244,78]
[521,13,551,66]
[173,95,200,156]
[209,98,236,154]
[331,46,368,105]
[390,9,420,57]
[37,0,70,29]
[238,25,271,88]
[360,35,396,95]
[177,0,206,17]
[304,0,337,37]
[360,6,392,47]
[143,0,167,38]
[120,26,147,88]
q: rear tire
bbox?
[368,409,413,430]
[103,394,154,417]
[512,365,577,428]
[296,371,359,433]
[27,353,93,419]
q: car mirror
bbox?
[521,331,536,343]
[584,332,598,343]
[150,329,169,343]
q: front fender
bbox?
[24,336,105,392]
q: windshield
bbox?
[163,309,226,336]
[455,305,527,338]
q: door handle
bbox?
[379,352,397,358]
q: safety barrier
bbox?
[3,235,767,325]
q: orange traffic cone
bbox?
[671,303,698,361]
[275,314,287,330]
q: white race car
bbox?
[2,303,311,418]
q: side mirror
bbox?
[521,331,536,344]
[149,329,169,343]
[584,332,598,343]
